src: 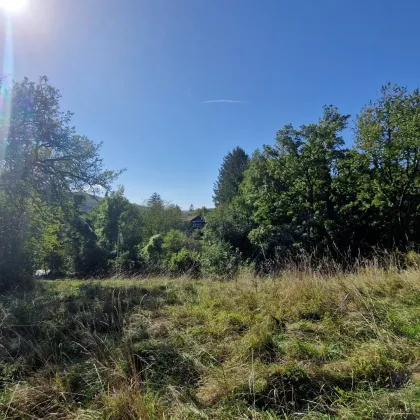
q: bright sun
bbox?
[0,0,27,13]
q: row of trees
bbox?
[208,84,420,268]
[2,77,420,291]
[0,74,231,290]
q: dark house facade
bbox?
[185,215,205,229]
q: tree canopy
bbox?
[1,77,121,200]
[3,78,420,287]
[0,77,121,289]
[213,146,249,206]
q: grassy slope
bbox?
[0,269,419,419]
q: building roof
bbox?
[183,215,205,222]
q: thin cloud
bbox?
[201,99,248,104]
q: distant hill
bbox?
[75,193,208,213]
[75,193,149,213]
[74,193,105,212]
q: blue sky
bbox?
[2,0,420,208]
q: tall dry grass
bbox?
[0,266,418,418]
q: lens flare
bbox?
[0,0,27,14]
[0,17,14,163]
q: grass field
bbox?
[0,268,419,419]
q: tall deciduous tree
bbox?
[213,147,249,206]
[242,106,350,258]
[354,83,420,248]
[90,186,142,253]
[0,77,121,290]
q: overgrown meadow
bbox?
[1,267,419,419]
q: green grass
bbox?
[0,268,419,418]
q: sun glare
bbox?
[0,0,27,13]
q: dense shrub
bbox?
[0,195,35,291]
[140,234,164,269]
[167,247,201,277]
[163,229,201,254]
[200,240,240,280]
[75,242,109,277]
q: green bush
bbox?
[162,229,187,254]
[75,242,109,277]
[140,234,164,270]
[163,229,201,254]
[200,240,240,280]
[167,248,201,277]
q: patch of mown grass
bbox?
[0,268,419,418]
